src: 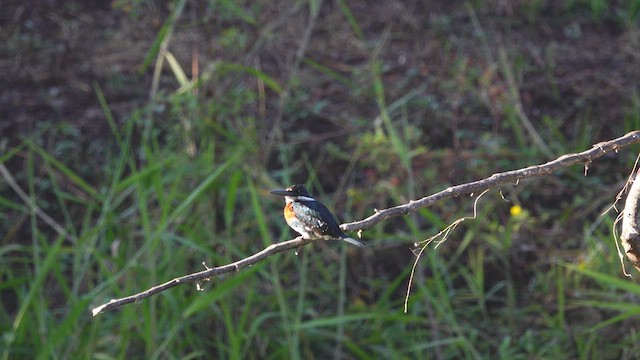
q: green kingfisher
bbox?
[270,184,365,247]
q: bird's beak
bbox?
[270,189,291,197]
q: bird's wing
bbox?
[307,201,344,237]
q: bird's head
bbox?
[270,184,316,203]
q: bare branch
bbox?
[92,237,313,316]
[404,189,490,313]
[341,130,640,232]
[92,130,640,316]
[621,167,640,273]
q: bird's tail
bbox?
[341,237,366,247]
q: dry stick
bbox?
[609,153,640,276]
[92,130,640,316]
[621,166,640,273]
[341,130,640,233]
[92,237,314,316]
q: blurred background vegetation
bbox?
[2,0,640,358]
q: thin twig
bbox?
[92,237,313,316]
[620,166,640,274]
[609,153,640,277]
[404,189,489,313]
[341,130,640,232]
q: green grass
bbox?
[2,0,640,359]
[2,115,638,357]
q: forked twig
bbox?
[341,131,640,232]
[403,189,490,313]
[608,153,640,277]
[620,162,640,274]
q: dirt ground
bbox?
[3,1,638,148]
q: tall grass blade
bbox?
[2,235,65,360]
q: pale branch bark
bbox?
[92,237,314,316]
[341,130,640,232]
[92,130,640,316]
[621,167,640,272]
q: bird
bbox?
[270,184,365,247]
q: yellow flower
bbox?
[510,205,523,217]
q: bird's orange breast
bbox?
[284,202,296,222]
